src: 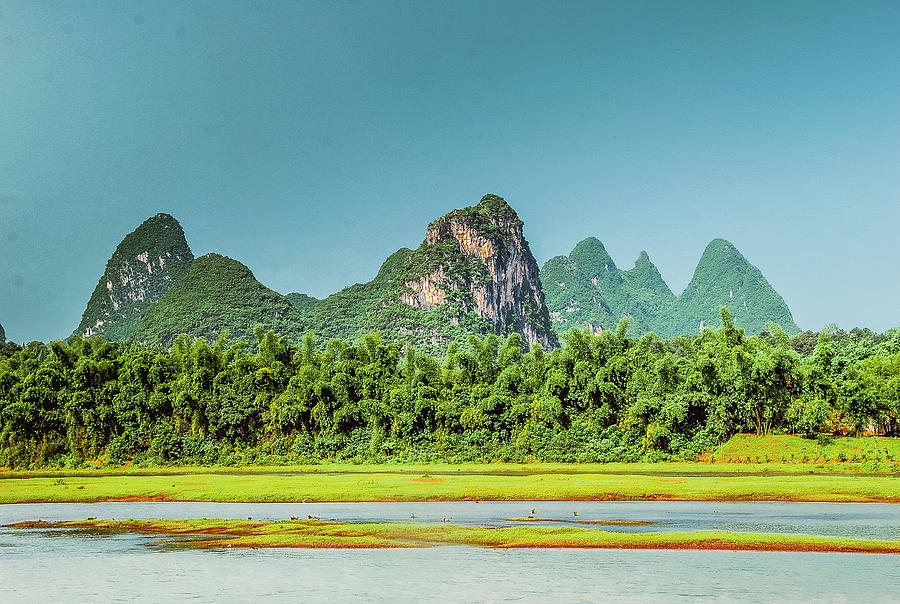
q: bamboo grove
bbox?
[0,309,898,468]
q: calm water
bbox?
[2,500,899,538]
[2,502,900,602]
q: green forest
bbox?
[1,308,898,469]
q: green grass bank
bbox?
[1,464,898,504]
[2,435,898,504]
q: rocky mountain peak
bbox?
[0,322,5,343]
[476,193,523,225]
[404,195,557,349]
[74,213,194,341]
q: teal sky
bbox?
[1,1,899,343]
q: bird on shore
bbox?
[409,513,417,519]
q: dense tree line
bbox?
[0,309,898,468]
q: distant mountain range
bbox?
[71,195,799,349]
[541,237,799,338]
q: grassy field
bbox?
[9,518,900,554]
[1,435,898,504]
[1,465,898,503]
[711,434,900,465]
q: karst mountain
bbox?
[69,197,799,350]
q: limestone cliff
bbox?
[302,195,559,353]
[0,322,5,343]
[401,194,558,349]
[74,213,194,341]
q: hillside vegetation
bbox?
[132,253,307,346]
[542,237,800,339]
[286,293,319,313]
[1,308,897,469]
[298,247,489,354]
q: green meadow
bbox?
[1,464,898,504]
[3,436,898,504]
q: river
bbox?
[2,501,899,602]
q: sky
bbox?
[1,0,899,343]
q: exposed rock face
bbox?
[402,194,558,349]
[0,322,5,343]
[74,213,193,341]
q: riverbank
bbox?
[9,518,900,554]
[1,465,897,503]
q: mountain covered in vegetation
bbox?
[132,253,306,347]
[674,238,799,335]
[65,200,798,350]
[74,213,193,341]
[542,237,799,338]
[301,195,558,353]
[541,238,676,336]
[285,293,319,313]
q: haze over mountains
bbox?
[69,195,799,350]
